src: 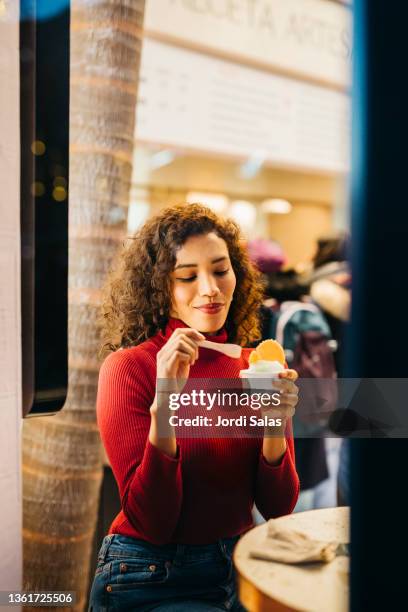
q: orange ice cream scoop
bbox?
[249,350,260,364]
[256,339,286,365]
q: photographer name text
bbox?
[169,415,282,427]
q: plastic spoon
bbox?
[198,339,242,359]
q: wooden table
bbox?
[234,507,350,612]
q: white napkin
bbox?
[249,519,348,564]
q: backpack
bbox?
[269,301,338,436]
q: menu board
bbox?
[144,0,352,89]
[135,39,350,174]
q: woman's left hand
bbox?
[261,369,299,427]
[275,369,299,421]
[260,369,298,464]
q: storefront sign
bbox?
[135,39,350,173]
[144,0,352,89]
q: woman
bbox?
[89,204,299,611]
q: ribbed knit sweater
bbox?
[97,318,299,545]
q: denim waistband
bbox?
[98,534,239,564]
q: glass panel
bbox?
[21,1,70,416]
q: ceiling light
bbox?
[239,150,267,179]
[150,150,176,170]
[228,200,257,231]
[261,199,292,214]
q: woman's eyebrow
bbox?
[174,256,228,270]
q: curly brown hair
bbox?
[100,203,264,354]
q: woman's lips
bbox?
[194,303,225,314]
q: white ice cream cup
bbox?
[239,360,285,392]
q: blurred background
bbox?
[129,0,351,265]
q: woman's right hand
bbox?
[151,327,204,455]
[155,327,205,395]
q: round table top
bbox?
[234,507,350,612]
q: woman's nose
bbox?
[198,275,220,297]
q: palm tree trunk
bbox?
[22,2,145,609]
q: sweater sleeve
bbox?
[96,349,183,545]
[254,420,300,519]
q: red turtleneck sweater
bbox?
[97,318,299,545]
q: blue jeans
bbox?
[88,534,247,611]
